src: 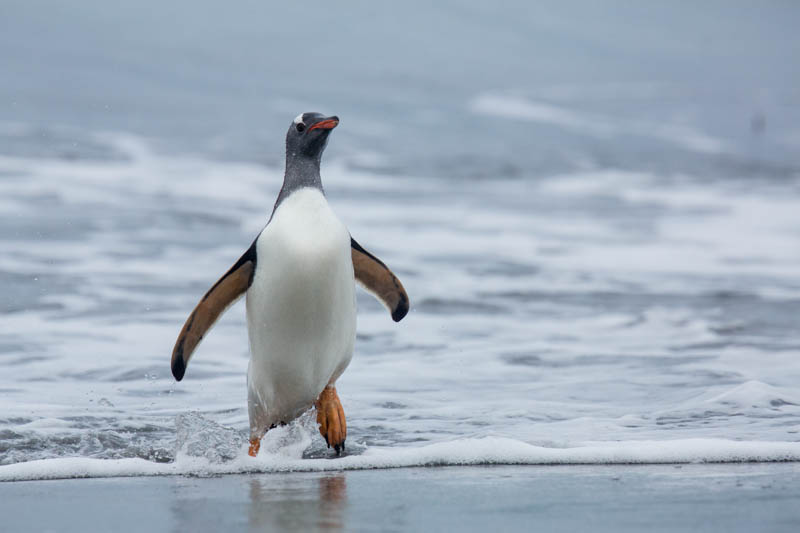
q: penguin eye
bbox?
[296,123,306,133]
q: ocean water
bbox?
[2,1,800,481]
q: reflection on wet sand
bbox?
[247,473,348,531]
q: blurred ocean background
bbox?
[2,1,800,479]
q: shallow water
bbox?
[1,1,800,480]
[4,465,800,532]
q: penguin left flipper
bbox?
[171,242,257,381]
[350,237,409,322]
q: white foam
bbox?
[706,380,800,409]
[2,438,800,482]
[470,94,729,154]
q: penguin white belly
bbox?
[245,188,356,436]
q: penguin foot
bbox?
[248,436,261,457]
[315,386,347,455]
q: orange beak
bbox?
[308,118,339,131]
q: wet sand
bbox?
[2,464,799,532]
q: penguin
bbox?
[170,113,409,457]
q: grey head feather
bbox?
[272,112,339,214]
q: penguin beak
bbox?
[308,117,339,132]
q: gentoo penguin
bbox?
[171,113,409,457]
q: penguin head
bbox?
[285,112,339,161]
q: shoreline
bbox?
[3,435,800,483]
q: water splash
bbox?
[175,413,245,463]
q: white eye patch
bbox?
[293,113,305,125]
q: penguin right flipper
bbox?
[350,237,409,322]
[171,242,257,381]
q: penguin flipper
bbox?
[171,243,257,381]
[350,237,409,322]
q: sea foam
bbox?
[2,437,800,482]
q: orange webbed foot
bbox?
[248,436,261,457]
[315,386,347,455]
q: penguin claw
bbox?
[334,440,345,456]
